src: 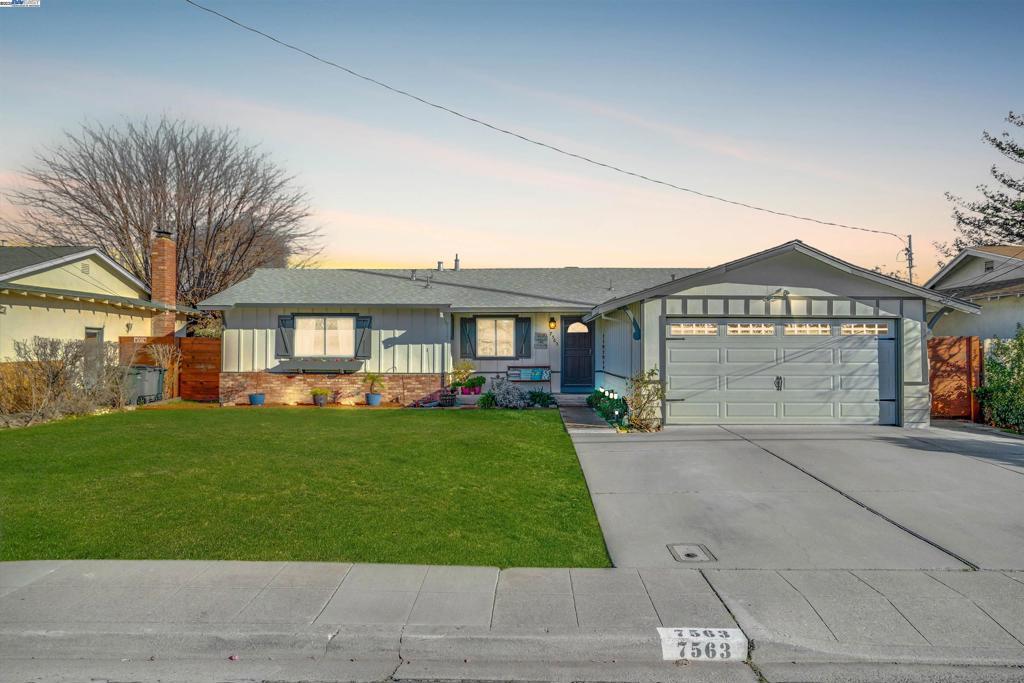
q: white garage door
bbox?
[663,319,897,425]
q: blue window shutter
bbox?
[355,316,372,359]
[515,317,532,358]
[460,318,476,359]
[275,315,295,358]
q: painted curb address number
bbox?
[657,627,748,662]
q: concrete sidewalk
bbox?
[3,561,1024,682]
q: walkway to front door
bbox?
[561,315,594,392]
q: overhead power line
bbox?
[182,0,907,242]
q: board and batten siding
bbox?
[594,303,642,394]
[221,306,452,374]
[452,312,575,393]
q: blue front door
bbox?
[561,316,594,391]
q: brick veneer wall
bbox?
[220,372,444,406]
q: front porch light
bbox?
[548,316,557,330]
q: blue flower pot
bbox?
[249,393,265,406]
[366,393,382,407]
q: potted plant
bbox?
[311,387,331,407]
[364,373,385,407]
[450,360,474,393]
[249,374,265,406]
[465,375,486,395]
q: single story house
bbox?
[0,232,189,362]
[200,240,978,427]
[924,244,1024,340]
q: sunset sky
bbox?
[1,0,1020,279]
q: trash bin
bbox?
[126,365,166,405]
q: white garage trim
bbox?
[661,318,899,425]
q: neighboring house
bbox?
[0,230,189,361]
[200,240,978,427]
[924,245,1024,339]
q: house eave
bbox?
[586,240,980,319]
[0,281,191,313]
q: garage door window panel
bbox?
[841,322,890,336]
[784,323,832,336]
[727,323,776,336]
[668,322,718,336]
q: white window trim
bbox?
[475,316,517,359]
[293,314,357,358]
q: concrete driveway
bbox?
[571,425,1024,570]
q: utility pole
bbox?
[905,234,915,284]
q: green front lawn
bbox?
[0,408,610,567]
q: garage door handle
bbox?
[774,376,784,391]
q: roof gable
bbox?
[0,246,149,296]
[924,246,1024,290]
[589,241,978,317]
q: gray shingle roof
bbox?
[200,267,702,310]
[936,276,1024,300]
[0,246,98,279]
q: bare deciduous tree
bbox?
[2,117,320,306]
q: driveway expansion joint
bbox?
[718,425,981,571]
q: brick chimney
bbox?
[150,228,177,337]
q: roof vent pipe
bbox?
[437,260,444,271]
[454,253,460,271]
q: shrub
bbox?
[596,395,628,424]
[310,387,332,397]
[190,315,223,339]
[626,368,666,432]
[0,337,131,428]
[450,360,475,388]
[477,391,497,409]
[465,375,487,389]
[528,390,555,407]
[144,342,182,400]
[586,389,604,408]
[491,377,529,409]
[975,326,1024,433]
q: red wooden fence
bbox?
[119,336,221,402]
[178,338,221,402]
[928,336,982,421]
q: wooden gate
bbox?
[119,336,220,402]
[928,336,982,421]
[178,338,221,401]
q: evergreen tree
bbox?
[938,111,1024,259]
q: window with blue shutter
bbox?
[460,318,477,359]
[515,317,532,358]
[355,316,372,359]
[275,315,295,358]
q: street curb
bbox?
[750,633,1024,668]
[0,623,757,682]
